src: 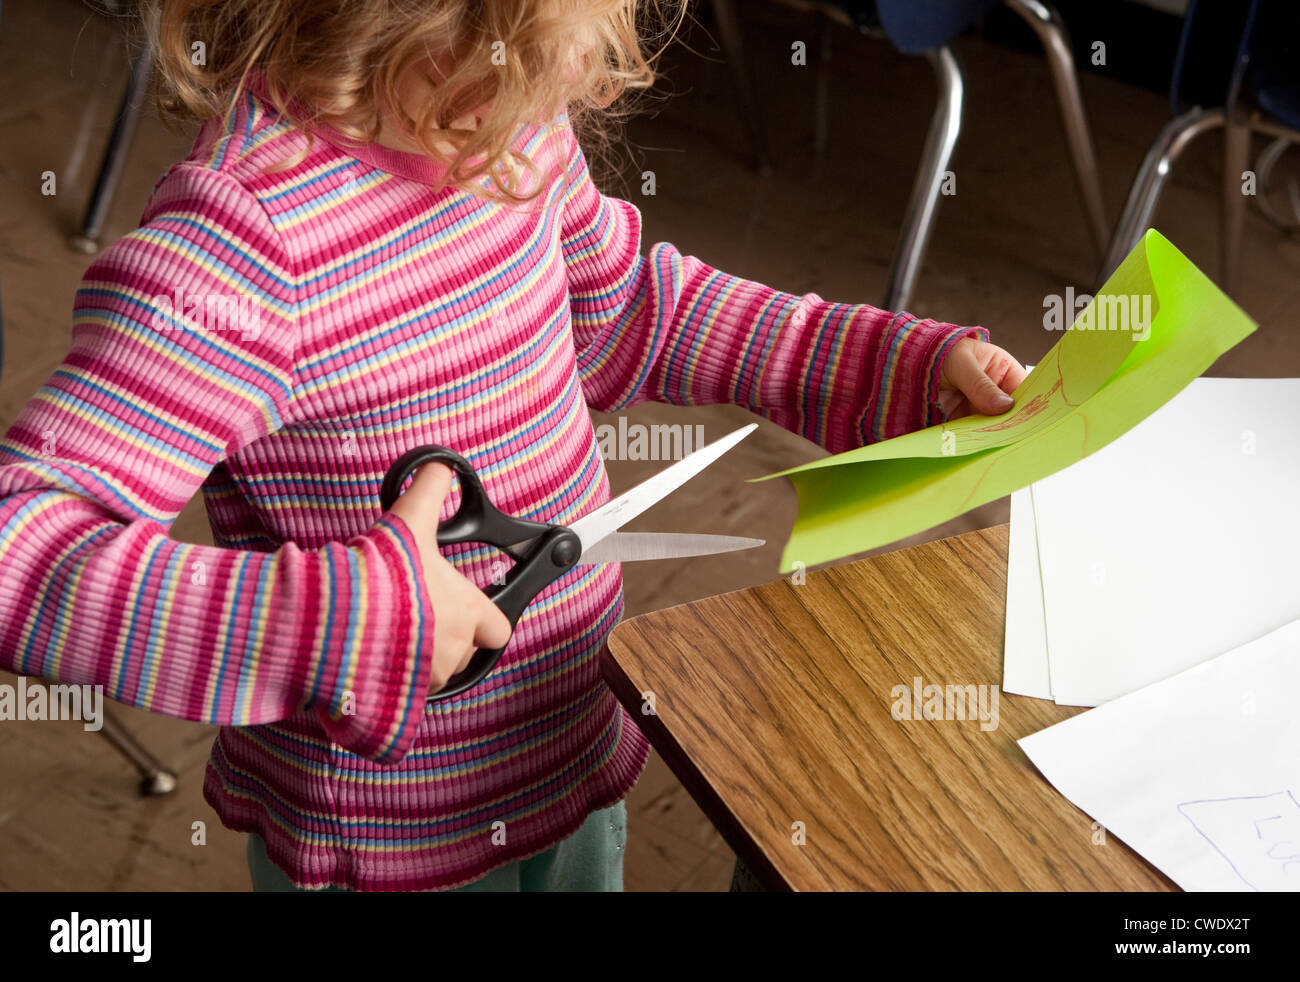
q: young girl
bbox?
[0,0,1025,891]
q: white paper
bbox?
[1019,617,1300,892]
[1031,377,1300,705]
[1003,487,1052,698]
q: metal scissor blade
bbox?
[576,531,764,565]
[567,423,758,556]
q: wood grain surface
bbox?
[602,525,1177,892]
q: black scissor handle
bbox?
[379,446,582,702]
[379,445,550,553]
[428,524,580,700]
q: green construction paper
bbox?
[765,240,1160,474]
[760,230,1257,573]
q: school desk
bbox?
[600,524,1177,891]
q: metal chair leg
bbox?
[69,38,153,254]
[710,0,774,175]
[1097,106,1225,285]
[99,706,178,796]
[1221,115,1251,298]
[882,45,964,313]
[1004,0,1109,259]
[1250,133,1300,233]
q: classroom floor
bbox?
[1,0,1297,891]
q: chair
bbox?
[98,712,178,795]
[68,34,153,254]
[710,0,1108,312]
[1099,0,1300,297]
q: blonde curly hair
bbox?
[146,0,684,200]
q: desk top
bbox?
[603,524,1175,891]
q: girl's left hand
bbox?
[938,338,1028,420]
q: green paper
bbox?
[757,230,1257,572]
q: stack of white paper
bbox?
[1019,617,1300,892]
[1004,376,1300,706]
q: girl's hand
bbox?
[386,463,514,695]
[938,338,1028,420]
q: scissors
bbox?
[379,423,763,701]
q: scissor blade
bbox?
[576,531,764,565]
[567,423,758,556]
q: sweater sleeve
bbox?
[557,130,988,453]
[0,165,434,763]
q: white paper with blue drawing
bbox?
[1018,616,1300,892]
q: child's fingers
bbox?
[472,601,513,652]
[405,461,454,507]
[945,344,1015,415]
[388,462,454,534]
[989,354,1029,395]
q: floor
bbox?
[1,0,1297,891]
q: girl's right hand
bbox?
[386,463,514,695]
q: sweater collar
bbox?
[243,70,452,187]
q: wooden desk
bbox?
[602,524,1175,891]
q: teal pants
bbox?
[247,801,627,892]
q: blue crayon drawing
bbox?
[1179,791,1300,892]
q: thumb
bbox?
[967,373,1015,416]
[388,461,454,533]
[473,599,514,652]
[945,347,1014,416]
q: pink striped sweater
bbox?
[0,83,986,890]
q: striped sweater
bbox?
[0,82,986,890]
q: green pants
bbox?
[247,801,627,892]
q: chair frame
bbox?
[69,37,153,254]
[1099,98,1300,300]
[711,0,1108,312]
[1099,0,1300,297]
